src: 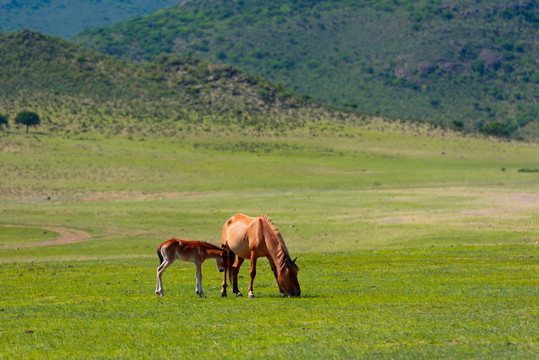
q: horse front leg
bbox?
[195,261,205,298]
[248,255,257,298]
[268,256,284,295]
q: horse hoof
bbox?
[248,293,254,299]
[221,291,227,297]
[236,292,243,297]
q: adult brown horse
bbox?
[155,239,227,297]
[221,214,300,298]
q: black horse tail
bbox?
[157,243,164,265]
[227,249,236,284]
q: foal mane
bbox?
[197,241,225,253]
[262,216,295,270]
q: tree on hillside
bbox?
[0,114,8,129]
[15,111,40,133]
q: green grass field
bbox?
[1,125,538,359]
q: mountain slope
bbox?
[0,30,328,135]
[0,0,179,38]
[73,0,539,140]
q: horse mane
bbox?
[262,216,294,270]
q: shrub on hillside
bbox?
[0,113,8,128]
[451,120,464,131]
[481,121,510,137]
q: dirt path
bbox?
[2,225,91,249]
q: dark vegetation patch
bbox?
[71,0,539,141]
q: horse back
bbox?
[222,214,269,259]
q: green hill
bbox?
[0,30,336,136]
[0,0,179,38]
[72,0,539,140]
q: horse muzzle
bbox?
[286,289,301,297]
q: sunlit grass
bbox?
[0,226,58,247]
[1,247,537,359]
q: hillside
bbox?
[0,30,337,136]
[0,0,179,38]
[73,0,539,141]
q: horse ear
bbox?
[292,257,297,263]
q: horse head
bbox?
[278,256,301,297]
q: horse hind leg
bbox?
[221,270,228,297]
[232,257,245,297]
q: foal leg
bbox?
[195,261,205,298]
[155,260,172,296]
[248,255,257,299]
[232,257,245,297]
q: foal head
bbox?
[215,249,228,272]
[278,256,301,297]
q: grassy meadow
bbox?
[1,124,538,359]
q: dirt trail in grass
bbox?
[2,225,91,249]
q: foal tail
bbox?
[157,243,164,265]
